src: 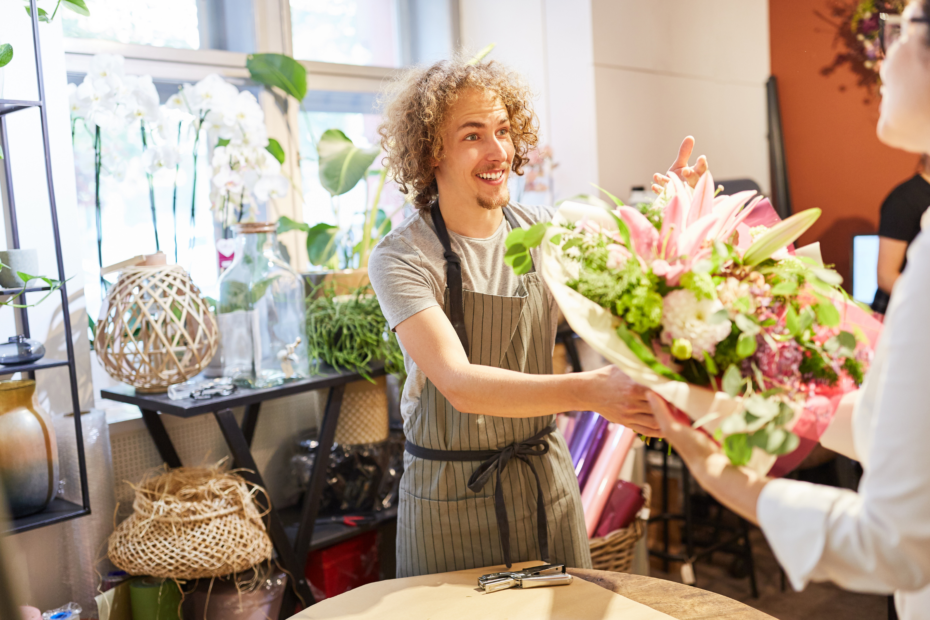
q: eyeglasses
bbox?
[880,13,930,54]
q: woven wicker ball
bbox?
[95,257,218,393]
[108,466,273,580]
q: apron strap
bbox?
[404,423,556,568]
[429,203,535,353]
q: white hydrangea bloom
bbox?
[661,289,732,359]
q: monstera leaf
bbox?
[317,129,380,197]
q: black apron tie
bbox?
[404,423,556,568]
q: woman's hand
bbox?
[646,392,768,524]
[652,136,709,194]
[585,365,661,437]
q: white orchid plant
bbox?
[68,54,289,279]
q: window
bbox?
[290,0,457,67]
[62,0,256,52]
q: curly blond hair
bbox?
[378,56,539,211]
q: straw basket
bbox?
[95,253,218,393]
[588,484,651,573]
[108,466,273,580]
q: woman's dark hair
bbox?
[925,0,930,44]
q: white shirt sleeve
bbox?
[757,231,930,595]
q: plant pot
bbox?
[335,376,389,445]
[0,379,59,517]
[302,268,370,299]
[0,248,38,288]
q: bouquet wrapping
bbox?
[507,173,881,474]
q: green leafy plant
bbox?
[305,283,404,382]
[6,0,89,70]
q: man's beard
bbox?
[477,187,510,210]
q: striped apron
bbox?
[396,203,591,577]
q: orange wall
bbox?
[770,0,918,285]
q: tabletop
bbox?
[569,569,774,620]
[99,363,386,417]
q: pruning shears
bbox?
[478,564,573,593]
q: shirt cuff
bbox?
[757,478,848,591]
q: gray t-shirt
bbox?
[368,202,559,422]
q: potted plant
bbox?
[305,282,405,445]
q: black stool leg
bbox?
[889,595,898,620]
[740,517,759,598]
[662,443,670,574]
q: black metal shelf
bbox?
[0,0,90,535]
[0,285,52,296]
[0,100,42,117]
[281,506,398,553]
[0,359,69,376]
[4,498,88,535]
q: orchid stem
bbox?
[141,122,160,252]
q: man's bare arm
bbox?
[395,306,661,436]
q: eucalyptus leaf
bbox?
[723,433,754,467]
[785,305,800,336]
[799,306,816,333]
[815,301,841,328]
[722,364,743,397]
[306,222,340,266]
[709,309,730,325]
[720,413,748,435]
[734,313,760,336]
[737,331,758,359]
[317,129,380,197]
[246,53,307,100]
[266,137,286,164]
[703,350,718,376]
[770,280,798,296]
[0,44,11,69]
[775,431,800,455]
[837,330,857,351]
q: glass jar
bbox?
[217,223,309,388]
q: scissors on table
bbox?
[478,564,573,593]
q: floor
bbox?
[647,522,889,620]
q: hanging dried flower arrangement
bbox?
[820,0,906,99]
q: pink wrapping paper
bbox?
[580,424,637,537]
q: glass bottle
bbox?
[217,222,309,388]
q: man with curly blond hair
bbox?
[369,57,694,577]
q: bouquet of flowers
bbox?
[506,173,882,474]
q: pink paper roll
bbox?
[580,424,636,538]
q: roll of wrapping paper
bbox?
[568,411,599,468]
[581,424,636,537]
[556,412,577,446]
[575,417,609,491]
[130,578,183,620]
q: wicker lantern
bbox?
[95,253,218,393]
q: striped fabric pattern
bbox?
[397,272,592,577]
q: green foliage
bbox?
[635,202,663,231]
[306,223,340,266]
[504,222,550,275]
[266,138,286,164]
[680,271,715,300]
[317,129,380,197]
[305,284,405,382]
[246,53,307,100]
[615,323,683,381]
[569,259,663,333]
[0,44,12,68]
[800,349,839,386]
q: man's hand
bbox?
[651,136,709,194]
[587,365,661,437]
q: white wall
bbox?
[591,0,771,201]
[458,0,600,201]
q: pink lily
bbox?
[613,172,762,284]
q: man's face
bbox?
[434,88,514,210]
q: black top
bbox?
[872,174,930,313]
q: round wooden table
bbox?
[569,569,775,620]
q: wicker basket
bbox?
[588,484,651,573]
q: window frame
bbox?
[62,0,441,271]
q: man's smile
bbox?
[476,169,507,184]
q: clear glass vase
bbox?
[217,222,309,388]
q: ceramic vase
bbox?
[0,379,59,517]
